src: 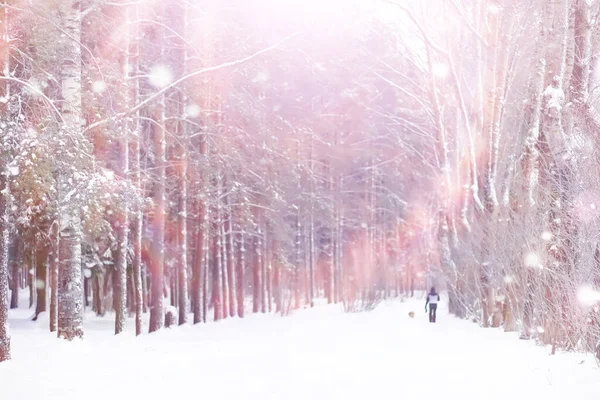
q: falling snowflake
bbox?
[541,231,552,241]
[8,165,19,176]
[432,63,449,78]
[577,285,600,307]
[92,80,106,93]
[252,71,269,83]
[186,103,201,118]
[524,252,541,268]
[488,4,501,14]
[148,65,173,88]
[536,326,545,334]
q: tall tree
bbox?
[56,0,84,341]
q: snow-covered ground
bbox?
[2,298,600,399]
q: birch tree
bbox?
[56,0,85,341]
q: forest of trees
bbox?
[2,0,600,363]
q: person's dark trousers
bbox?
[429,304,437,323]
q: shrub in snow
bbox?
[164,306,177,328]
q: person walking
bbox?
[425,287,440,323]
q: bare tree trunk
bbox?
[177,151,189,325]
[148,87,166,334]
[192,201,205,324]
[265,229,271,313]
[212,232,222,321]
[192,128,208,323]
[237,230,245,318]
[29,247,35,309]
[294,209,302,309]
[114,0,142,335]
[176,1,190,326]
[92,273,103,316]
[226,195,236,317]
[33,245,48,321]
[219,194,229,319]
[132,132,143,335]
[253,230,261,313]
[308,209,315,307]
[260,224,267,313]
[202,212,209,323]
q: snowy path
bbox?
[2,299,600,399]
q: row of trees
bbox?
[5,0,598,364]
[0,0,432,362]
[395,0,600,358]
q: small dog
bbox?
[408,311,415,319]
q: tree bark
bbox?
[226,195,236,317]
[57,0,84,341]
[192,201,205,324]
[237,230,245,318]
[33,245,48,321]
[252,231,260,314]
[9,239,18,309]
[177,156,189,325]
[148,91,166,334]
[176,1,190,326]
[0,176,11,362]
[49,226,58,331]
[212,231,222,321]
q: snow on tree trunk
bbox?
[9,241,18,310]
[57,215,84,340]
[57,0,84,341]
[114,120,128,334]
[114,212,128,334]
[0,176,10,362]
[0,6,9,363]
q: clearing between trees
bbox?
[2,296,599,400]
